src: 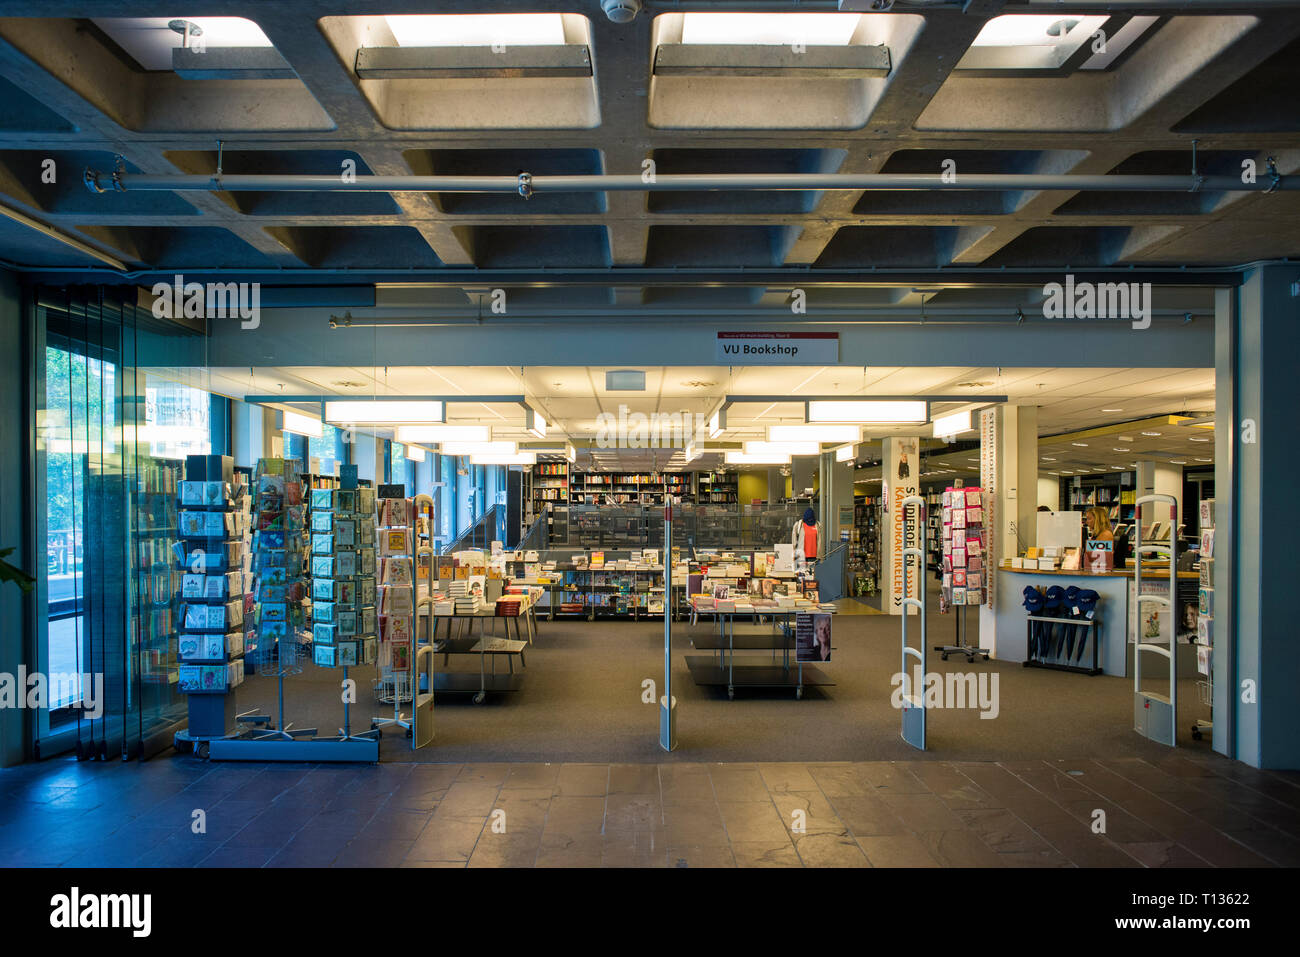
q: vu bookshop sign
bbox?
[715,332,839,365]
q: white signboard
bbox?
[883,436,921,616]
[979,409,997,609]
[715,332,839,365]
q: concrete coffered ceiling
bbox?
[0,0,1295,290]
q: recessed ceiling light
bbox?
[1194,457,1212,462]
[1040,456,1057,462]
[1189,436,1211,443]
[1071,442,1088,447]
[1060,469,1074,474]
[1112,448,1128,452]
[1141,431,1162,437]
[1169,460,1187,465]
[1101,408,1123,413]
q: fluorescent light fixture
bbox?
[386,14,566,48]
[807,400,927,424]
[92,17,273,71]
[745,440,819,457]
[1071,442,1089,447]
[971,15,1102,48]
[324,400,443,425]
[1101,408,1123,412]
[1194,457,1212,462]
[526,408,547,439]
[835,445,855,463]
[282,410,323,438]
[708,408,726,439]
[565,442,577,464]
[725,450,791,466]
[406,445,426,462]
[931,410,973,438]
[395,424,490,443]
[683,442,701,464]
[1169,459,1188,465]
[470,452,537,466]
[681,13,861,47]
[1189,436,1211,443]
[442,440,516,457]
[766,424,859,443]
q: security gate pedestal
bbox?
[1133,494,1179,747]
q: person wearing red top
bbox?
[792,507,818,569]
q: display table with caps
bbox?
[685,596,837,700]
[415,591,538,703]
[995,565,1201,678]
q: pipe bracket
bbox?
[1265,157,1281,194]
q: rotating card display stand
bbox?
[173,454,259,758]
[936,485,990,663]
[1133,493,1179,747]
[238,457,314,746]
[371,489,416,742]
[899,495,927,751]
[309,466,380,747]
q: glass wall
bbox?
[35,287,213,760]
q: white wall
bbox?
[1038,475,1059,510]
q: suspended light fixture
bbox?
[442,440,517,457]
[282,410,323,438]
[806,400,928,424]
[470,451,537,466]
[323,400,444,425]
[744,440,819,457]
[526,408,547,439]
[725,450,790,465]
[394,424,490,443]
[766,424,859,443]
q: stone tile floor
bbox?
[1,753,1298,867]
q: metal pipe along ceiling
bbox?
[82,171,1294,194]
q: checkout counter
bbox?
[991,509,1200,677]
[993,563,1200,677]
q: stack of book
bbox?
[495,597,522,617]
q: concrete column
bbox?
[0,271,25,766]
[979,405,1039,654]
[1136,461,1183,529]
[882,437,921,615]
[1037,475,1059,511]
[1219,264,1300,769]
[230,401,277,468]
[791,456,816,498]
[767,468,785,504]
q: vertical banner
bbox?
[883,437,921,616]
[979,410,998,609]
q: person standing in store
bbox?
[792,507,819,573]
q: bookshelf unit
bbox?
[530,462,570,506]
[571,470,695,506]
[696,471,738,505]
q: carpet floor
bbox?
[233,609,1213,765]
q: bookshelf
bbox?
[571,470,696,505]
[695,471,738,505]
[530,462,570,506]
